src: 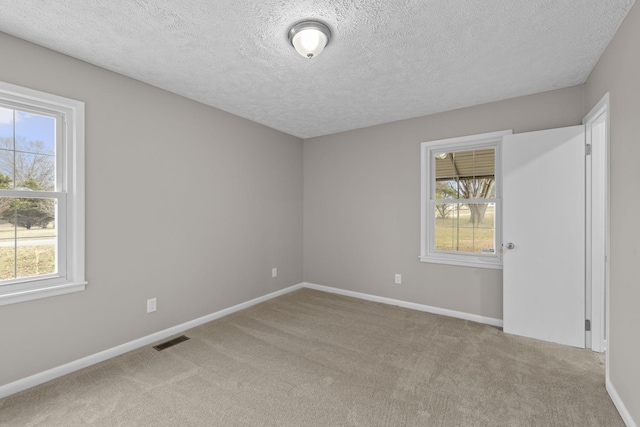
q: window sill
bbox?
[420,255,503,270]
[0,281,87,307]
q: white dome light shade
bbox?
[293,29,327,58]
[288,21,331,59]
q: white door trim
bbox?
[582,92,610,355]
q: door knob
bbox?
[505,242,515,250]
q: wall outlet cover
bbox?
[147,298,157,313]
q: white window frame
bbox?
[0,81,85,306]
[420,130,511,269]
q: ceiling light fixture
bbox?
[288,21,331,59]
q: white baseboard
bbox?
[5,281,633,425]
[0,283,304,400]
[302,282,504,328]
[1,282,504,399]
[607,378,638,427]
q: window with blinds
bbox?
[420,130,510,269]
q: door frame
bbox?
[583,92,610,354]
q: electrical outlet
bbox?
[272,267,278,278]
[394,274,402,285]
[147,298,157,313]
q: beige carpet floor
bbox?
[0,289,623,426]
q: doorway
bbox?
[502,93,609,352]
[584,93,610,354]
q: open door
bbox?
[503,125,585,348]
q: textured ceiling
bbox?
[0,1,635,139]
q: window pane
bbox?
[471,148,495,179]
[0,197,57,281]
[434,152,454,179]
[464,177,496,199]
[16,239,56,279]
[435,148,495,200]
[435,149,494,179]
[0,217,16,280]
[0,148,14,189]
[434,203,495,254]
[0,107,14,141]
[436,180,460,199]
[15,153,55,191]
[15,111,56,155]
[0,108,15,188]
[0,108,56,192]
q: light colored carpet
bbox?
[0,289,623,426]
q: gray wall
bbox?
[0,32,303,386]
[3,6,639,421]
[303,86,585,320]
[585,2,640,422]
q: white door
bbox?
[503,125,585,348]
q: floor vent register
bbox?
[153,335,190,351]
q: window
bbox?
[420,130,511,269]
[0,81,85,306]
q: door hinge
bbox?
[585,144,592,155]
[585,319,591,331]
